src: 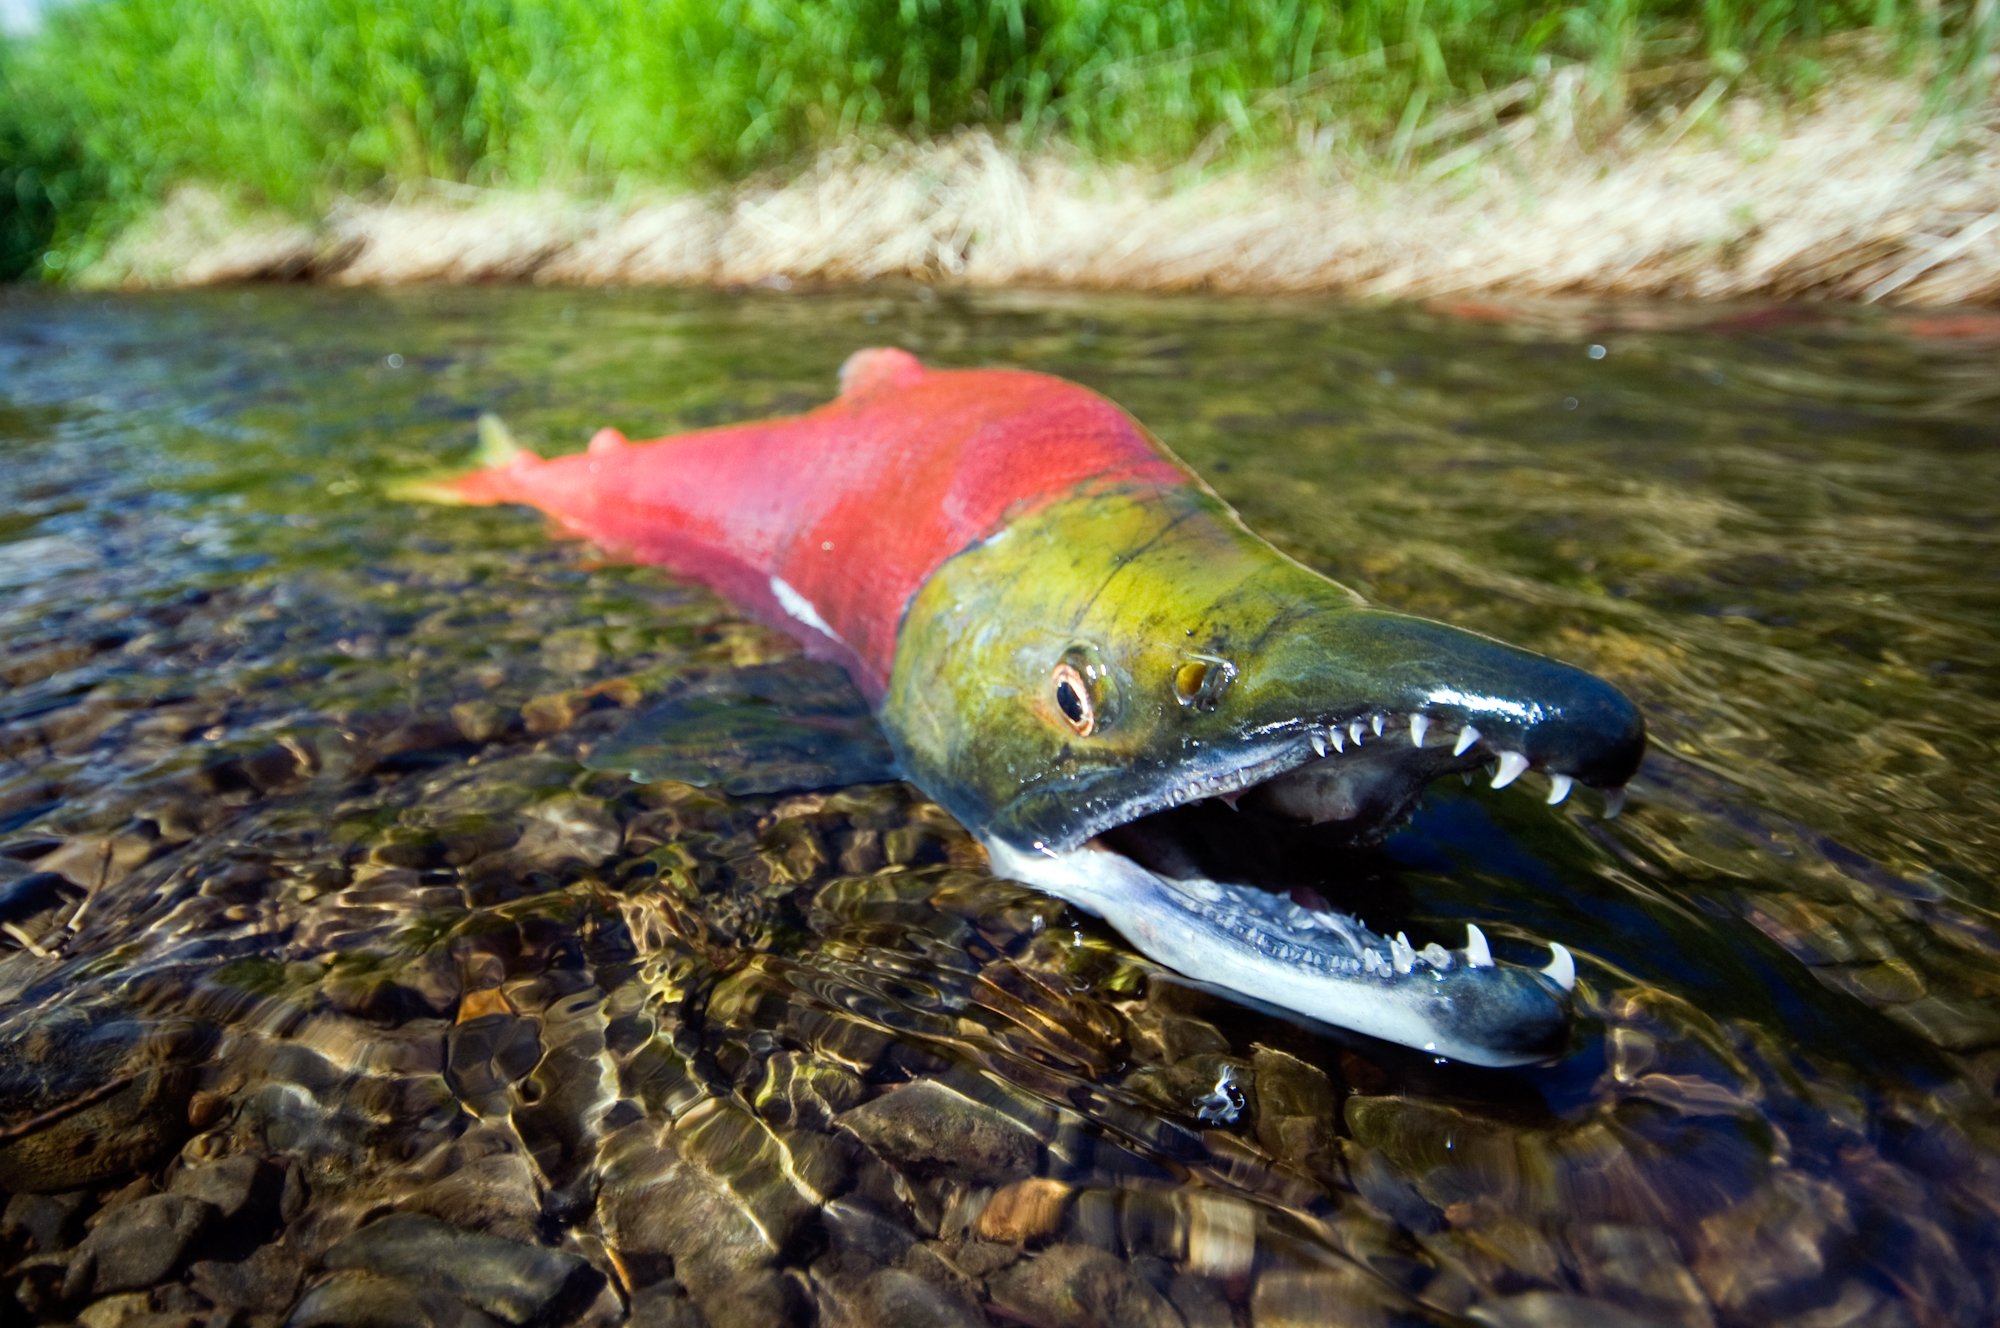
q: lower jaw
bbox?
[982,833,1575,1068]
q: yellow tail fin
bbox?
[385,413,534,504]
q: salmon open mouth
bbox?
[986,703,1640,1068]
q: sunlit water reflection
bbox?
[1,287,1995,1326]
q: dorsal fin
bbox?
[475,412,537,467]
[838,348,926,400]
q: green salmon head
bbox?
[883,484,1645,1067]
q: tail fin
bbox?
[387,413,538,504]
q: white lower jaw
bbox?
[983,837,1560,1068]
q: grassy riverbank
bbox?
[3,1,1996,298]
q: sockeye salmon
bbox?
[407,349,1645,1066]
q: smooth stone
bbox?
[1250,1045,1342,1179]
[286,1271,506,1328]
[0,1014,208,1193]
[976,1178,1072,1245]
[321,1212,604,1326]
[850,1267,985,1328]
[836,1080,1043,1185]
[75,1291,186,1328]
[187,1240,309,1315]
[988,1243,1187,1328]
[169,1154,283,1228]
[1,1188,93,1253]
[1250,1266,1406,1328]
[64,1193,217,1298]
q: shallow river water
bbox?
[1,286,1996,1327]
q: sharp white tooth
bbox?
[1464,923,1494,968]
[1391,932,1416,974]
[1545,773,1575,805]
[1490,751,1530,789]
[1409,714,1431,747]
[1460,771,1474,785]
[1349,720,1365,744]
[1542,942,1577,992]
[1452,725,1481,756]
[1420,942,1453,970]
[1372,714,1385,737]
[1329,727,1345,752]
[1602,785,1627,819]
[1310,730,1327,758]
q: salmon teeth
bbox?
[1348,720,1365,745]
[1490,751,1530,789]
[1372,714,1385,737]
[1545,773,1575,805]
[1464,923,1494,968]
[1310,731,1327,758]
[1328,727,1345,752]
[1391,932,1417,974]
[1453,725,1481,756]
[1602,786,1627,819]
[1543,942,1577,992]
[1409,714,1431,747]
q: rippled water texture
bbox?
[2,287,1996,1327]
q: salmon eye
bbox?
[1052,661,1095,736]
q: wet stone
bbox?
[603,1155,783,1304]
[1475,1291,1692,1328]
[989,1243,1187,1328]
[836,1080,1044,1185]
[322,1212,604,1326]
[64,1193,216,1298]
[822,1196,918,1271]
[287,1270,507,1328]
[74,1291,187,1328]
[187,1239,309,1317]
[405,1150,545,1245]
[976,1177,1072,1245]
[1,1188,93,1254]
[168,1154,284,1229]
[848,1266,985,1328]
[1249,1265,1407,1328]
[1167,1271,1234,1328]
[1121,1005,1231,1065]
[1250,1045,1341,1180]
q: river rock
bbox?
[1,1188,93,1253]
[976,1177,1072,1245]
[169,1154,283,1228]
[63,1193,217,1298]
[988,1243,1186,1328]
[287,1271,506,1328]
[835,1080,1043,1184]
[187,1239,309,1317]
[0,1013,208,1193]
[1250,1045,1341,1180]
[321,1212,604,1326]
[848,1266,986,1328]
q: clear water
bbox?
[1,286,1996,1325]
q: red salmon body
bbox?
[446,348,1187,696]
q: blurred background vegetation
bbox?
[2,0,1995,279]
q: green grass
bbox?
[2,0,1993,279]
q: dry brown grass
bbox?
[89,76,2000,305]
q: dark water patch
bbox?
[0,285,1996,1325]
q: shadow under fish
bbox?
[401,349,1647,1067]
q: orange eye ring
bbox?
[1052,661,1096,736]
